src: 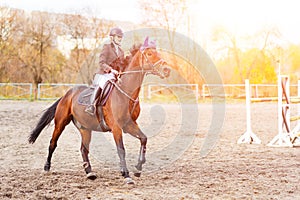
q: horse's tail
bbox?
[28,98,62,144]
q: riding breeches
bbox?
[90,73,116,103]
[93,73,116,89]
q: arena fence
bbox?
[1,82,300,101]
[37,83,88,100]
[0,83,33,100]
[202,83,300,99]
[146,84,199,102]
[0,83,201,102]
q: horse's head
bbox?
[129,37,170,79]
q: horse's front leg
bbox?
[112,127,134,184]
[134,135,147,177]
[123,121,147,177]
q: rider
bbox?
[85,27,125,115]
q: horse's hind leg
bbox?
[44,122,70,171]
[79,129,97,180]
[44,105,71,171]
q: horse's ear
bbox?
[140,36,156,51]
[143,36,149,47]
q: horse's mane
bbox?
[129,43,142,57]
[109,43,142,71]
[123,43,142,70]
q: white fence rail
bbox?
[37,83,88,100]
[147,84,199,102]
[0,83,33,100]
[202,83,300,99]
[1,82,299,101]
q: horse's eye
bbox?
[147,52,152,57]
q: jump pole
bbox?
[237,79,261,144]
[267,75,293,147]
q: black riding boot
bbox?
[85,86,101,115]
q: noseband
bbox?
[112,49,166,103]
[140,50,165,74]
[119,49,165,76]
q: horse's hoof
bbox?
[134,172,141,177]
[124,177,135,184]
[133,167,142,177]
[44,165,50,171]
[87,172,97,180]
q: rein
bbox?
[118,70,147,75]
[118,60,165,76]
[111,50,165,103]
[108,79,139,103]
[118,53,164,75]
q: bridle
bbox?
[118,49,166,76]
[111,48,166,103]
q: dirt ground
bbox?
[0,100,299,200]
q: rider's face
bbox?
[113,35,123,45]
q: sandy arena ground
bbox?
[0,100,299,199]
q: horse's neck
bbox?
[119,52,145,98]
[120,68,144,96]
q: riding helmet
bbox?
[109,27,124,37]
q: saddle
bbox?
[78,81,114,132]
[78,81,114,106]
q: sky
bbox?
[1,0,300,44]
[0,0,139,22]
[189,0,300,44]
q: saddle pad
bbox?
[78,87,95,105]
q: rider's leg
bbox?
[85,86,101,115]
[85,74,102,115]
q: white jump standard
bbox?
[267,75,294,147]
[238,79,261,144]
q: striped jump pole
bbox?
[290,80,300,145]
[237,79,261,144]
[267,75,293,147]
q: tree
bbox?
[16,11,62,99]
[44,48,66,83]
[61,13,113,84]
[0,7,20,82]
[241,48,277,83]
[139,0,187,31]
[139,0,188,56]
[212,26,280,83]
[287,44,300,73]
[138,0,204,85]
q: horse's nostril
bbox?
[163,67,171,77]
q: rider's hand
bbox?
[111,69,119,75]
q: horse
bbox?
[28,37,171,184]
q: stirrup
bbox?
[85,105,95,115]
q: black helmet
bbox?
[109,27,123,37]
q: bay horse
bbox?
[28,37,170,184]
